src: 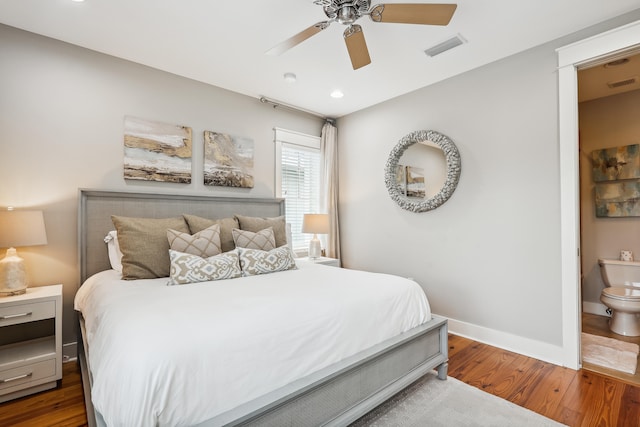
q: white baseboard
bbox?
[63,341,78,363]
[582,301,611,317]
[442,315,567,367]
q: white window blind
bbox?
[275,128,321,254]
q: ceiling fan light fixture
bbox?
[424,33,466,57]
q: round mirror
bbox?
[384,130,461,213]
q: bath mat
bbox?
[582,332,639,374]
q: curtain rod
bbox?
[258,96,335,123]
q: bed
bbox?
[75,189,448,427]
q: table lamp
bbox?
[302,213,329,259]
[0,209,48,296]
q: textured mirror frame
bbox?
[384,130,461,213]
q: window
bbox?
[275,128,321,255]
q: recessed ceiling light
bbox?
[330,90,344,99]
[71,0,85,2]
[283,72,297,83]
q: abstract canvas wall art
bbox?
[595,181,640,217]
[203,131,254,188]
[592,144,640,182]
[123,116,192,183]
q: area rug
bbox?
[582,332,639,374]
[349,372,565,427]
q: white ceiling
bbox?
[2,0,640,117]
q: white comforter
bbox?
[74,261,431,427]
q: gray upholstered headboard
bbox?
[77,189,285,283]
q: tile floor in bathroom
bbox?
[582,312,640,386]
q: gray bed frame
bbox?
[76,189,448,427]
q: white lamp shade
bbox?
[302,214,329,235]
[0,210,48,248]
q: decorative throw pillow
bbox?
[237,246,297,277]
[168,249,242,285]
[167,224,222,258]
[232,227,276,251]
[235,214,287,248]
[183,215,239,253]
[112,215,189,280]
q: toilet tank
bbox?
[598,258,640,287]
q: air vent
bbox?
[424,34,466,57]
[607,76,638,88]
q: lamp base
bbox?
[309,235,322,259]
[0,288,27,297]
[0,247,28,297]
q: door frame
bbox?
[557,20,640,369]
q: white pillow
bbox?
[104,231,123,273]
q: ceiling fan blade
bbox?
[266,21,332,55]
[370,3,457,25]
[344,25,371,70]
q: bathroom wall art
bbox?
[595,181,640,217]
[592,143,640,182]
[203,131,254,188]
[123,116,192,183]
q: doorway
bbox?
[557,19,640,371]
[577,52,640,384]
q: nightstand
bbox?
[0,284,62,403]
[300,256,341,267]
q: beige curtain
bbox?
[320,121,341,260]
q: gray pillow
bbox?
[111,215,189,280]
[232,227,276,251]
[167,224,222,258]
[235,214,287,248]
[183,214,239,253]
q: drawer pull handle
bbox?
[1,372,33,384]
[0,312,33,320]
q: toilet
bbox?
[598,258,640,336]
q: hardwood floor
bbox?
[1,333,639,426]
[0,362,88,427]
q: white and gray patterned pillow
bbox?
[168,249,241,285]
[232,227,276,251]
[167,224,222,258]
[237,246,297,277]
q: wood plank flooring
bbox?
[1,333,639,426]
[0,362,87,427]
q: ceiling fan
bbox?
[266,1,457,70]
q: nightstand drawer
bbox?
[0,301,56,327]
[0,358,55,392]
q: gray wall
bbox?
[580,89,640,308]
[337,12,640,354]
[0,24,323,346]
